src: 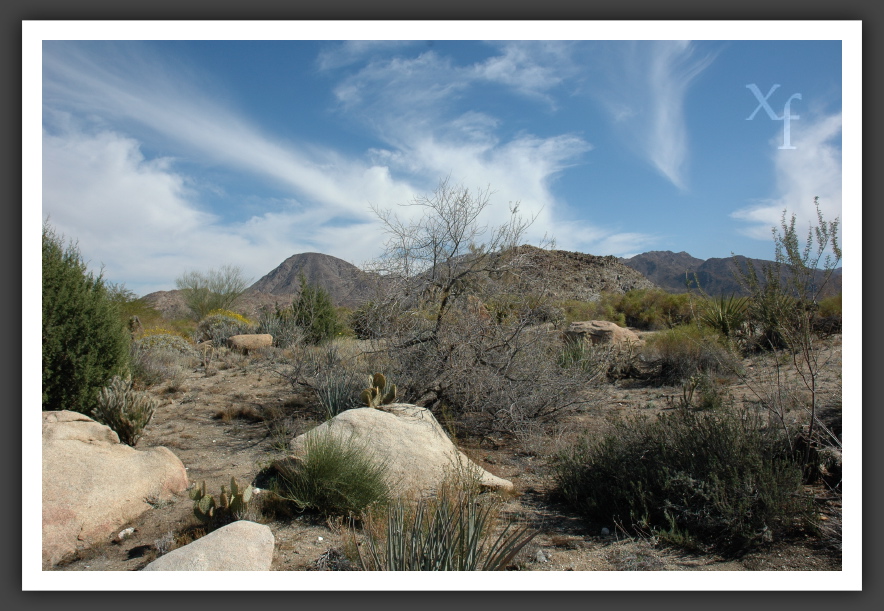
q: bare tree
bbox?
[175,264,251,320]
[361,178,598,437]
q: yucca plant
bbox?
[700,294,749,340]
[354,492,537,571]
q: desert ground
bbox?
[49,330,843,574]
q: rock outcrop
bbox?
[42,410,188,568]
[283,405,513,497]
[227,334,273,352]
[141,521,275,571]
[563,320,641,347]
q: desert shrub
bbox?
[271,429,391,516]
[553,406,812,553]
[256,306,305,349]
[42,223,130,416]
[641,324,739,385]
[130,331,199,388]
[93,375,158,446]
[558,338,639,382]
[557,298,624,326]
[609,289,693,330]
[818,293,841,318]
[353,490,537,571]
[307,345,366,419]
[290,275,343,345]
[175,265,250,320]
[196,309,256,343]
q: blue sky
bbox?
[31,23,857,297]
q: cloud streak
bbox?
[590,41,716,190]
[731,112,842,242]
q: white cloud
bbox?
[39,41,666,294]
[591,41,716,190]
[41,127,382,295]
[731,113,842,243]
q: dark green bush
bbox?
[554,406,813,553]
[271,429,391,516]
[291,275,343,345]
[42,223,130,416]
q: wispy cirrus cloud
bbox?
[590,41,716,191]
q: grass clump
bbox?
[553,406,813,553]
[353,489,537,571]
[271,428,391,516]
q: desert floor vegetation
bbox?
[43,190,843,573]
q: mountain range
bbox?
[141,248,842,318]
[620,251,842,297]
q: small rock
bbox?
[115,527,136,543]
[534,549,549,563]
[600,527,610,536]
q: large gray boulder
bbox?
[284,405,513,497]
[142,521,275,571]
[42,410,188,568]
[563,320,641,347]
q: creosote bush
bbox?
[42,222,130,416]
[175,265,250,320]
[553,406,813,553]
[270,428,391,516]
[641,324,739,385]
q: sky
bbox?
[25,22,861,591]
[30,23,857,298]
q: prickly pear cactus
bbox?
[189,477,253,526]
[360,373,397,408]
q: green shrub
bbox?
[291,275,343,345]
[354,491,537,571]
[271,429,391,515]
[818,293,841,318]
[196,309,256,343]
[641,324,739,385]
[553,406,812,553]
[175,265,250,320]
[93,375,158,446]
[611,289,693,330]
[42,223,130,416]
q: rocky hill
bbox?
[248,252,379,308]
[514,245,656,302]
[620,251,842,297]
